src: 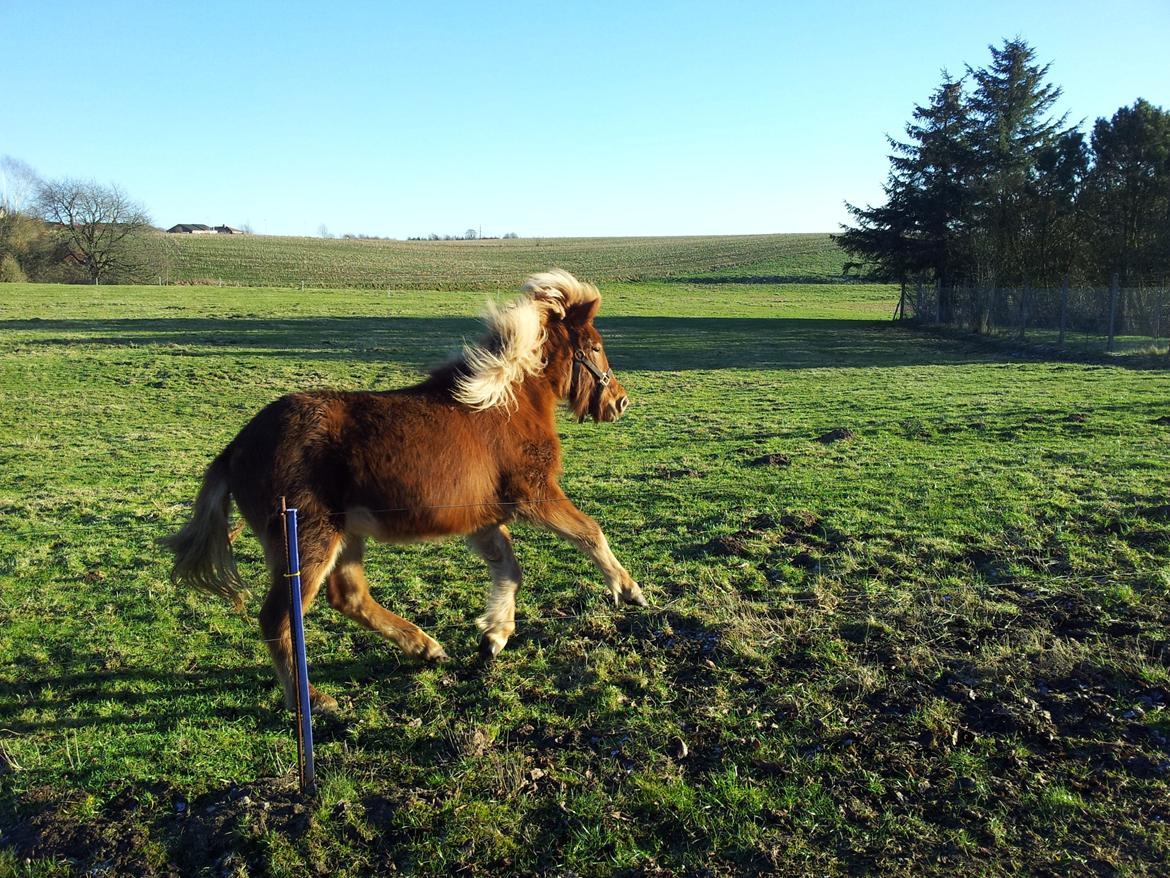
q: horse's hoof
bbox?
[480,628,512,661]
[309,692,339,714]
[423,644,451,663]
[618,588,648,607]
[476,634,506,666]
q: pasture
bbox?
[1,275,1169,876]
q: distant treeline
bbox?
[403,231,520,241]
[838,38,1169,335]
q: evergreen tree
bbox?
[966,38,1067,286]
[1026,129,1089,286]
[838,172,917,283]
[1082,98,1170,285]
[839,73,974,320]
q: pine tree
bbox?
[1083,98,1170,285]
[1027,129,1089,286]
[966,38,1067,286]
[839,73,974,320]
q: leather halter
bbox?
[570,348,613,422]
[573,348,612,388]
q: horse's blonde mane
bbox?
[452,269,601,411]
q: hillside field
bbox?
[2,276,1170,876]
[148,232,848,289]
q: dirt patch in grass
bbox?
[699,533,750,556]
[744,452,791,467]
[3,777,313,877]
[815,427,855,443]
[683,511,859,603]
[689,509,848,561]
[1139,504,1170,522]
[2,784,159,876]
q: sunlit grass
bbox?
[1,279,1169,875]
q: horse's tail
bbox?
[159,447,248,610]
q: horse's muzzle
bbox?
[605,394,630,422]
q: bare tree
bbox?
[35,179,151,283]
[0,155,41,215]
[1,157,47,281]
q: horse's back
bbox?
[224,389,502,539]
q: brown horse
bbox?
[162,270,645,712]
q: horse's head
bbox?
[563,299,630,423]
[522,270,629,423]
[451,270,630,422]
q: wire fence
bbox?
[898,278,1170,357]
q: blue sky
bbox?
[4,1,1167,238]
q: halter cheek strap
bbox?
[573,349,612,387]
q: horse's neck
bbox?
[515,373,561,429]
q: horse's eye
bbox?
[591,344,601,353]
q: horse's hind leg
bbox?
[258,523,344,714]
[467,524,523,661]
[326,538,449,662]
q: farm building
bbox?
[166,223,246,234]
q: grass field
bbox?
[149,232,847,289]
[2,275,1170,876]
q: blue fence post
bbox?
[281,498,316,794]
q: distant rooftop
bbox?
[166,223,245,234]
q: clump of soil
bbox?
[778,510,821,532]
[2,776,311,877]
[746,513,779,530]
[815,427,855,444]
[1140,504,1170,521]
[693,508,848,564]
[745,452,791,467]
[1,785,158,877]
[700,534,749,556]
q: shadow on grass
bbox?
[0,654,426,738]
[668,275,864,285]
[1,315,1043,371]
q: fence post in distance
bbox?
[1107,273,1119,353]
[1058,277,1069,348]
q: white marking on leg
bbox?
[468,526,523,653]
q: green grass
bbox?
[2,279,1170,876]
[147,231,847,288]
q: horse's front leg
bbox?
[521,489,647,607]
[466,524,523,661]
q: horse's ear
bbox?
[565,296,601,325]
